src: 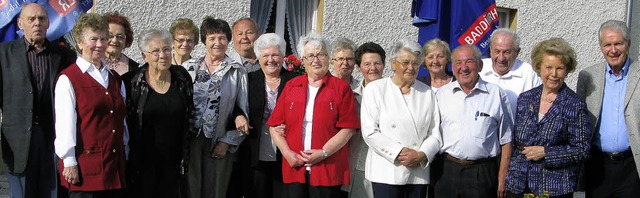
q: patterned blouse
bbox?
[193,60,232,138]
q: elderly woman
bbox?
[266,32,359,198]
[103,12,139,75]
[417,38,454,92]
[360,39,442,198]
[121,29,195,198]
[345,42,387,198]
[506,38,591,198]
[169,18,199,65]
[233,33,297,198]
[54,13,128,197]
[331,37,359,88]
[182,17,248,198]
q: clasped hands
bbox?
[521,146,545,161]
[283,149,326,168]
[396,147,427,168]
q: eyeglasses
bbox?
[394,60,420,68]
[303,53,328,61]
[174,38,195,44]
[333,57,355,63]
[145,48,172,57]
[361,61,383,68]
[108,34,126,41]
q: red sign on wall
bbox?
[49,0,78,16]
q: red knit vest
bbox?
[58,63,127,191]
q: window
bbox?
[497,7,517,30]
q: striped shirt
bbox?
[25,38,51,93]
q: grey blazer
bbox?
[0,38,76,174]
[576,60,640,179]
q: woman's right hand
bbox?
[283,149,304,168]
[63,166,80,184]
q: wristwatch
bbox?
[322,149,328,158]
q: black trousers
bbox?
[433,158,498,198]
[283,171,342,198]
[371,182,427,198]
[69,189,122,198]
[586,150,640,198]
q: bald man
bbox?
[0,3,76,198]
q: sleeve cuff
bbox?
[63,157,78,167]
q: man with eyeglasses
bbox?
[434,45,513,198]
[229,18,261,73]
[0,3,77,198]
[480,28,541,114]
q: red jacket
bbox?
[267,74,360,186]
[58,64,127,191]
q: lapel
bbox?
[12,39,32,83]
[624,60,639,110]
[590,63,607,125]
[539,86,566,125]
[47,44,62,98]
[388,78,420,138]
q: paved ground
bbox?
[0,174,9,198]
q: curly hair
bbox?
[170,18,199,46]
[103,12,134,48]
[72,13,108,44]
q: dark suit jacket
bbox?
[241,69,296,167]
[0,38,76,174]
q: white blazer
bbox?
[360,78,442,185]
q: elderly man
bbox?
[229,17,261,73]
[0,3,76,198]
[577,20,640,198]
[434,45,513,198]
[480,28,541,112]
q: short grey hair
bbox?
[253,33,286,58]
[138,28,173,52]
[389,39,424,64]
[296,31,331,57]
[331,37,357,59]
[598,20,629,44]
[489,28,520,50]
[453,44,483,64]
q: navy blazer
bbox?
[506,85,591,196]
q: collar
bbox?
[481,58,524,78]
[77,57,111,74]
[230,49,257,65]
[23,37,48,52]
[450,77,488,94]
[605,57,631,76]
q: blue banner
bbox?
[412,0,499,76]
[0,0,93,42]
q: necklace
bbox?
[265,78,281,83]
[105,54,122,70]
[155,79,166,88]
[400,88,411,95]
[543,93,555,103]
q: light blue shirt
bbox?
[436,78,513,160]
[597,57,631,152]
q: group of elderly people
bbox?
[6,3,628,198]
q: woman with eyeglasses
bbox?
[54,13,128,197]
[181,17,249,198]
[266,32,359,198]
[360,39,442,198]
[169,18,199,66]
[103,12,139,75]
[121,28,196,198]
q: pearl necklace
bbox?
[265,78,281,83]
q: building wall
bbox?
[496,0,628,88]
[94,0,633,89]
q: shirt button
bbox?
[86,150,91,154]
[110,110,114,114]
[105,92,109,95]
[112,149,116,153]
[391,124,396,128]
[112,129,116,133]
